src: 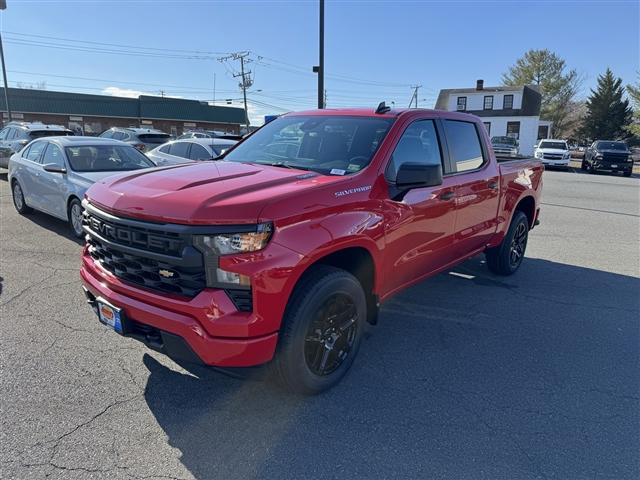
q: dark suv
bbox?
[582,141,633,176]
[99,127,170,153]
[0,122,73,168]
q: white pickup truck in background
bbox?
[534,139,571,168]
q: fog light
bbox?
[216,268,251,286]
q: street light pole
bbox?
[0,1,11,123]
[317,0,324,109]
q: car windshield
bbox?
[30,130,73,138]
[65,145,155,172]
[223,115,394,175]
[596,141,627,151]
[492,136,516,146]
[539,141,567,150]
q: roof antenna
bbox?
[375,101,391,114]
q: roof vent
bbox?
[476,79,484,91]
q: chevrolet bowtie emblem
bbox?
[159,269,175,278]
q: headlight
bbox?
[535,151,543,158]
[193,223,273,287]
[563,152,570,159]
[194,223,273,256]
[595,154,603,160]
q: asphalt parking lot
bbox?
[1,168,638,480]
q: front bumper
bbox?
[80,253,279,367]
[592,162,632,173]
[541,158,570,167]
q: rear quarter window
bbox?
[443,120,485,173]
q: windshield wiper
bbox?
[264,161,312,171]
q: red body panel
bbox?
[81,108,543,366]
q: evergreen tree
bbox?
[502,49,581,136]
[581,69,633,141]
[625,75,640,139]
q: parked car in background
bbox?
[99,127,170,153]
[80,107,543,394]
[178,130,244,141]
[534,139,571,169]
[9,137,155,238]
[570,145,587,159]
[491,136,519,157]
[582,140,633,176]
[146,137,237,166]
[0,122,73,168]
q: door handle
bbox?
[439,191,455,201]
[488,181,499,190]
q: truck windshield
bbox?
[224,115,394,175]
[595,141,627,151]
[539,141,567,150]
[492,136,516,146]
[65,145,155,172]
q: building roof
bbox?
[0,88,247,125]
[435,84,541,117]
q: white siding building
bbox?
[435,80,551,156]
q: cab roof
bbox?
[284,107,480,122]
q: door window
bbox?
[386,120,443,181]
[443,120,485,173]
[188,143,211,160]
[0,128,9,140]
[169,142,191,158]
[41,143,65,167]
[25,141,47,163]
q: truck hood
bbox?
[85,161,340,225]
[597,149,630,156]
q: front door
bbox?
[38,143,68,219]
[382,119,458,296]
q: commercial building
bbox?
[435,80,551,156]
[0,87,246,136]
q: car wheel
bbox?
[623,170,632,177]
[271,265,366,395]
[485,211,529,276]
[68,198,84,238]
[581,160,587,171]
[12,180,33,214]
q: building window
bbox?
[537,125,549,139]
[483,96,494,110]
[507,121,520,139]
[503,94,514,109]
[483,122,491,135]
[456,97,467,111]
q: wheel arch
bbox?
[66,194,82,221]
[513,194,536,228]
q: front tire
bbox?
[272,265,366,395]
[12,180,33,214]
[68,198,84,238]
[486,211,529,276]
[623,170,632,177]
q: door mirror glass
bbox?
[396,162,443,190]
[42,163,67,174]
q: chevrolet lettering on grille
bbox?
[87,216,182,253]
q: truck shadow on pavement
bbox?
[141,256,640,480]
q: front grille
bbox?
[87,236,206,297]
[543,153,563,160]
[226,289,253,312]
[601,153,629,163]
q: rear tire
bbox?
[68,198,84,239]
[12,180,33,215]
[271,265,366,395]
[486,211,529,276]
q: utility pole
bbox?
[408,85,422,108]
[0,1,12,123]
[219,51,253,127]
[159,90,165,98]
[312,0,325,109]
[213,72,216,104]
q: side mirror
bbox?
[43,163,67,174]
[395,162,443,190]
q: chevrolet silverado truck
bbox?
[80,106,543,394]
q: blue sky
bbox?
[1,0,638,123]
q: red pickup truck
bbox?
[80,107,543,394]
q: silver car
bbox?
[146,137,237,166]
[99,127,170,153]
[0,122,74,168]
[8,136,155,238]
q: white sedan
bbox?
[146,138,237,167]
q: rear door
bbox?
[0,127,11,167]
[20,140,48,210]
[382,118,459,294]
[442,119,500,255]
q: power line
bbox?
[219,52,254,127]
